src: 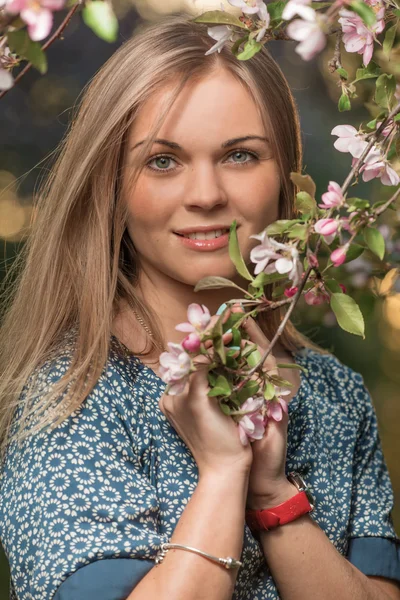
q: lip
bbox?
[174,224,233,235]
[174,231,230,252]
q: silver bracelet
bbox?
[155,542,243,570]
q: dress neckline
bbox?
[110,333,310,414]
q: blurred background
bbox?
[0,0,399,595]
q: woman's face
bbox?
[123,68,281,288]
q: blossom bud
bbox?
[182,332,201,352]
[284,286,298,298]
[330,244,349,267]
[339,283,347,293]
[314,218,340,237]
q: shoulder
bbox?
[295,346,373,422]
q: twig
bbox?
[328,30,342,73]
[0,2,81,100]
[375,187,400,216]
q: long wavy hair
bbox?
[0,11,327,459]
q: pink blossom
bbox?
[320,181,344,208]
[159,343,192,395]
[338,2,385,66]
[314,218,340,238]
[266,394,289,421]
[339,283,347,293]
[286,13,327,61]
[5,0,65,41]
[250,230,303,286]
[360,151,400,186]
[228,0,265,14]
[182,333,202,353]
[284,286,298,298]
[304,286,330,305]
[235,396,266,445]
[331,125,368,157]
[175,303,211,333]
[330,244,349,267]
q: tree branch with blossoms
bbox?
[157,0,400,447]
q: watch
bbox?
[245,472,315,534]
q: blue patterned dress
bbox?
[0,333,399,599]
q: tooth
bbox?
[205,231,216,240]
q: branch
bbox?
[375,186,400,216]
[0,1,81,100]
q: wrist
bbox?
[246,481,298,510]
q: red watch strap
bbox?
[246,490,312,531]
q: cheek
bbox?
[125,178,177,232]
[238,165,281,221]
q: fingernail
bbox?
[225,328,232,334]
[216,302,228,315]
[229,346,241,351]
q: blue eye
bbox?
[145,149,259,173]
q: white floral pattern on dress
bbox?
[0,333,399,599]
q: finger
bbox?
[241,315,271,350]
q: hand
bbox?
[232,308,290,508]
[158,310,253,479]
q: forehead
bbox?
[128,69,266,145]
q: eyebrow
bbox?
[130,135,269,152]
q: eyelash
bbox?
[145,148,260,173]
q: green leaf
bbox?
[276,362,308,373]
[264,381,276,400]
[375,74,396,109]
[252,271,289,286]
[247,347,262,368]
[336,67,348,80]
[211,316,226,365]
[394,8,400,17]
[229,220,254,281]
[236,38,262,60]
[330,293,365,337]
[223,312,245,333]
[231,35,249,56]
[266,219,302,235]
[207,371,217,386]
[194,276,245,292]
[266,0,285,21]
[237,380,260,403]
[354,61,381,83]
[366,118,378,130]
[207,374,232,397]
[287,223,308,240]
[324,279,343,294]
[82,1,118,42]
[290,172,316,198]
[364,227,385,260]
[338,93,351,112]
[7,31,47,74]
[383,22,398,56]
[395,114,400,123]
[192,10,250,29]
[349,0,376,26]
[231,327,242,346]
[295,191,317,216]
[219,402,233,415]
[346,197,370,211]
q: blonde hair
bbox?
[0,11,327,459]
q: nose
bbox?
[183,162,228,211]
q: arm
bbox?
[127,468,250,600]
[254,483,400,600]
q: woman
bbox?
[0,11,399,600]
